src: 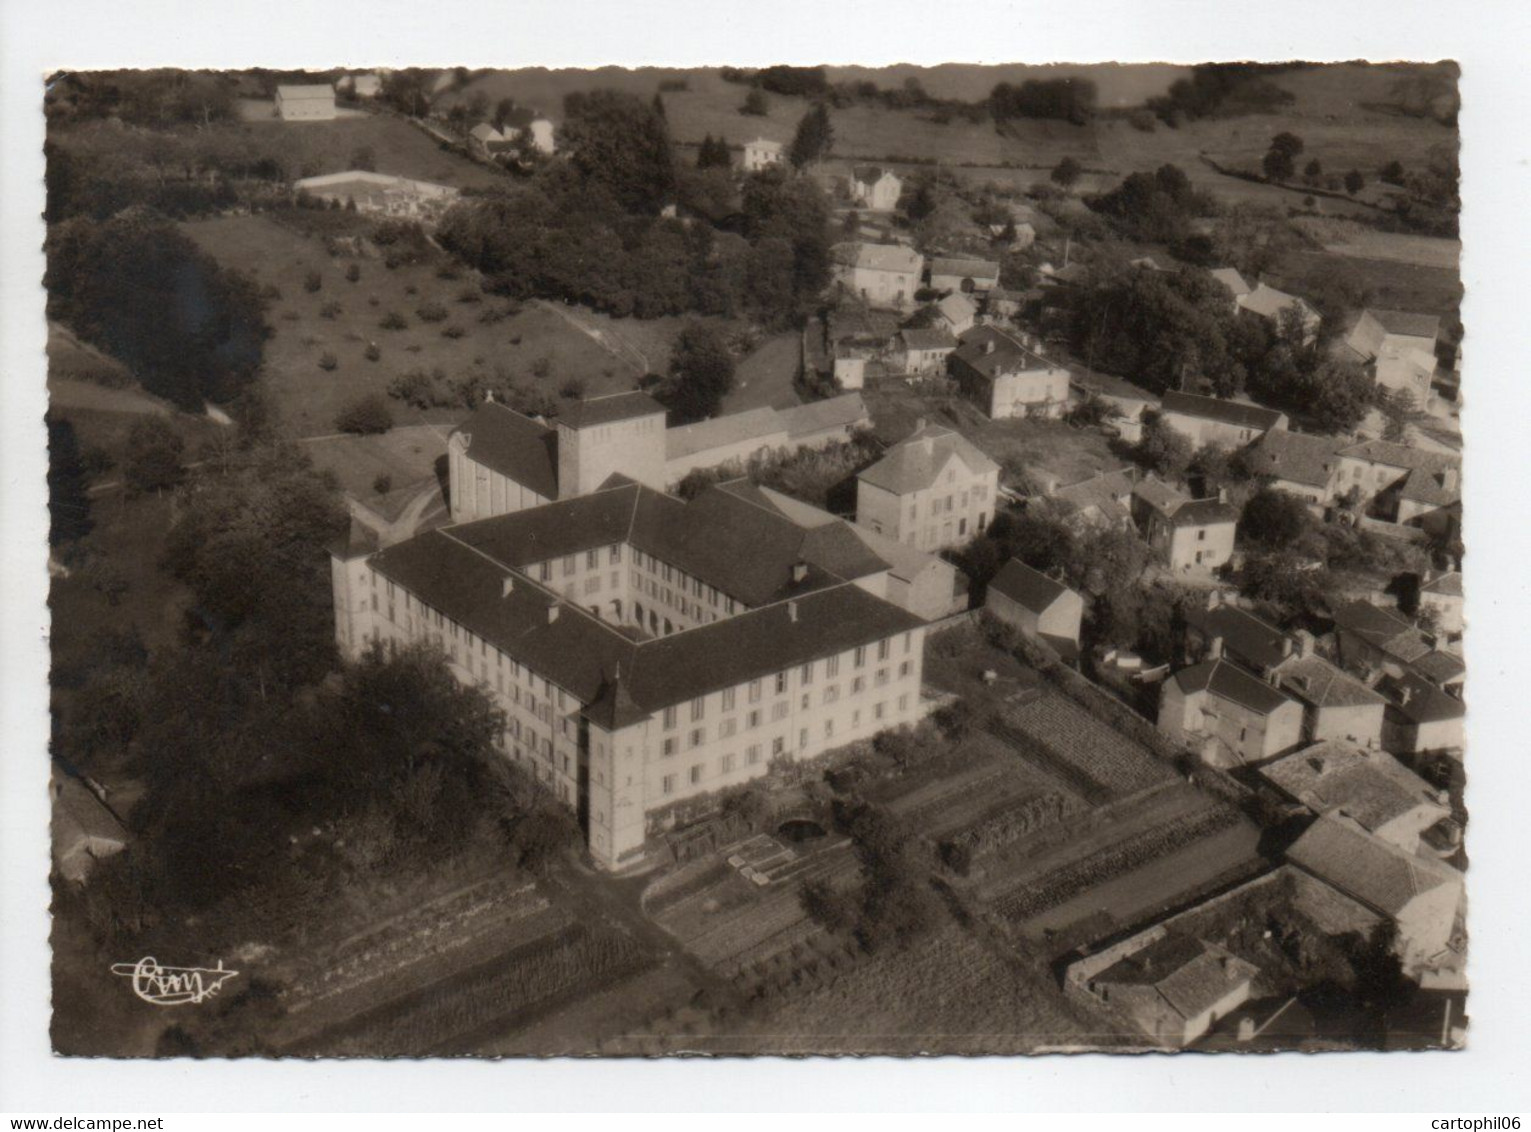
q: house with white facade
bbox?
[1344,309,1441,406]
[275,84,337,121]
[849,166,903,211]
[829,242,923,310]
[856,422,1000,552]
[742,137,783,171]
[947,325,1070,420]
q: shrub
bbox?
[457,286,482,304]
[531,356,552,379]
[319,301,342,319]
[303,270,322,293]
[436,263,461,281]
[416,302,449,323]
[441,325,465,339]
[318,351,338,371]
[372,473,393,495]
[558,377,587,399]
[334,393,393,435]
[364,342,381,361]
[345,263,361,283]
[379,311,408,331]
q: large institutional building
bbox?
[334,392,934,870]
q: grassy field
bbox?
[181,214,639,437]
[1277,248,1462,318]
[725,332,804,413]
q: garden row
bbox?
[993,804,1243,924]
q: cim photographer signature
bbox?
[110,957,240,1006]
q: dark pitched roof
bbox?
[1094,936,1259,1021]
[1174,658,1295,716]
[1332,601,1432,663]
[989,558,1071,615]
[1185,603,1290,673]
[555,391,666,429]
[949,325,1056,380]
[1411,650,1465,686]
[929,256,1000,281]
[1369,309,1442,339]
[899,327,957,352]
[1377,672,1465,725]
[453,401,559,499]
[1243,430,1343,489]
[1288,815,1460,917]
[1161,391,1285,433]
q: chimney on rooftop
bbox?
[1217,486,1228,504]
[1207,590,1223,612]
[1208,636,1224,660]
[983,338,997,355]
[502,576,515,598]
[547,602,560,625]
[1295,629,1315,659]
[792,560,809,584]
[788,600,799,623]
[1441,468,1459,492]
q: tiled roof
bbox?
[899,327,957,352]
[1339,438,1458,476]
[949,324,1056,380]
[1238,283,1317,324]
[453,401,560,500]
[1412,650,1465,686]
[1053,468,1136,524]
[556,391,666,429]
[1270,653,1387,709]
[1260,741,1445,834]
[1421,571,1463,598]
[930,256,1000,282]
[1184,603,1291,673]
[664,406,785,462]
[989,558,1071,615]
[830,241,922,275]
[1161,391,1285,433]
[1132,475,1188,517]
[371,485,922,723]
[857,423,999,496]
[1332,600,1432,663]
[1243,430,1343,489]
[1398,466,1461,508]
[277,84,335,100]
[1287,814,1460,918]
[1094,936,1258,1021]
[1369,309,1442,340]
[1376,671,1465,725]
[1170,498,1239,529]
[778,392,869,439]
[1174,658,1295,717]
[936,292,977,322]
[1209,267,1252,298]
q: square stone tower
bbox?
[555,391,668,497]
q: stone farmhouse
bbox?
[984,558,1083,663]
[855,421,1000,552]
[849,166,903,212]
[947,325,1070,421]
[1130,476,1238,574]
[1158,654,1305,766]
[275,83,336,121]
[1159,391,1288,450]
[742,137,783,171]
[1344,309,1441,407]
[829,242,923,311]
[332,475,932,870]
[928,256,1001,296]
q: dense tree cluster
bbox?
[45,69,238,128]
[561,89,677,216]
[655,321,737,424]
[1145,64,1296,126]
[1087,163,1212,244]
[45,209,267,409]
[989,78,1098,126]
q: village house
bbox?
[469,122,515,157]
[1417,570,1464,638]
[663,407,789,485]
[332,478,931,870]
[855,421,1000,552]
[1376,670,1465,756]
[984,558,1084,663]
[820,309,900,390]
[1209,266,1253,308]
[933,292,978,337]
[1183,596,1385,748]
[849,165,903,212]
[1067,933,1258,1048]
[274,83,337,121]
[829,242,923,311]
[1131,477,1238,573]
[1331,600,1463,691]
[717,482,964,622]
[1259,741,1453,855]
[1159,391,1288,450]
[928,256,1001,296]
[1241,429,1344,513]
[1335,439,1460,538]
[741,137,783,171]
[1344,309,1441,406]
[1050,468,1137,531]
[1158,654,1304,766]
[985,287,1028,321]
[896,327,957,376]
[1286,814,1463,977]
[1070,370,1157,444]
[947,325,1070,421]
[1238,283,1322,343]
